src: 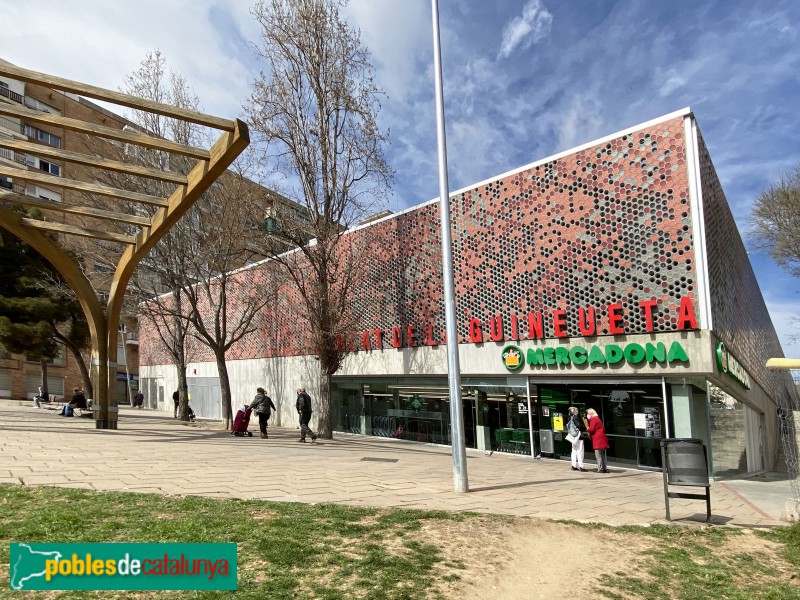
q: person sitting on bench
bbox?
[33,387,49,408]
[58,388,88,417]
[69,388,88,410]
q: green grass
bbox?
[2,486,799,599]
[551,519,800,599]
[0,485,462,599]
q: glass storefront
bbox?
[534,382,666,469]
[331,376,670,469]
[331,376,530,453]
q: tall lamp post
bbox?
[431,0,468,493]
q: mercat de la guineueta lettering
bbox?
[339,296,699,351]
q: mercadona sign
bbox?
[501,341,689,371]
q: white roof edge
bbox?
[348,107,694,234]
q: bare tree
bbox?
[116,50,206,421]
[246,0,393,437]
[159,169,281,428]
[751,165,800,341]
[751,165,800,277]
[83,50,277,427]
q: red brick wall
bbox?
[141,116,695,365]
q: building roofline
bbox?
[348,107,694,234]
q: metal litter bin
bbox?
[660,438,711,522]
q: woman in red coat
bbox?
[584,408,609,473]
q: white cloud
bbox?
[498,0,553,59]
[347,0,430,102]
[658,69,688,97]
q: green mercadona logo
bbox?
[715,342,750,389]
[501,341,690,370]
[501,345,524,371]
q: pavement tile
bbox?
[0,405,792,530]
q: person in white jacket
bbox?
[565,406,587,472]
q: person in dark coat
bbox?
[584,408,610,473]
[173,390,180,418]
[295,386,317,443]
[133,391,144,408]
[69,388,88,409]
[250,387,277,439]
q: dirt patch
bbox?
[416,518,796,600]
[415,517,646,599]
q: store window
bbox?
[331,376,531,453]
[537,382,665,469]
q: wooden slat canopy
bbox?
[0,62,249,429]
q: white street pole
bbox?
[431,0,468,493]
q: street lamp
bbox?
[431,0,468,493]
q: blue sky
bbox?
[3,0,799,353]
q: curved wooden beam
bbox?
[0,203,109,416]
[105,119,250,389]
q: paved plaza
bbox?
[0,404,791,528]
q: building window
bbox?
[37,159,60,177]
[23,124,61,148]
[0,369,10,397]
[24,96,61,116]
[26,183,61,203]
[26,373,65,398]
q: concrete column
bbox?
[671,384,693,438]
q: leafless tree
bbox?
[246,0,393,437]
[85,50,277,427]
[751,165,800,340]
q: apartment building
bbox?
[0,61,142,403]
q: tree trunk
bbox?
[317,370,332,439]
[56,333,93,398]
[177,370,190,422]
[174,329,190,421]
[39,358,49,397]
[215,351,233,430]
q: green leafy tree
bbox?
[0,229,91,396]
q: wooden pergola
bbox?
[0,63,249,428]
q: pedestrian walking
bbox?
[564,406,587,472]
[296,386,317,443]
[250,387,276,439]
[133,390,144,408]
[584,408,609,473]
[173,390,179,418]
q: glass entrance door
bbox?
[534,382,665,469]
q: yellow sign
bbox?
[553,416,563,431]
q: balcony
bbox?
[0,115,22,135]
[0,86,23,104]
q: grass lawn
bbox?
[1,485,799,599]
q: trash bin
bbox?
[660,438,711,522]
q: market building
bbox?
[139,108,795,477]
